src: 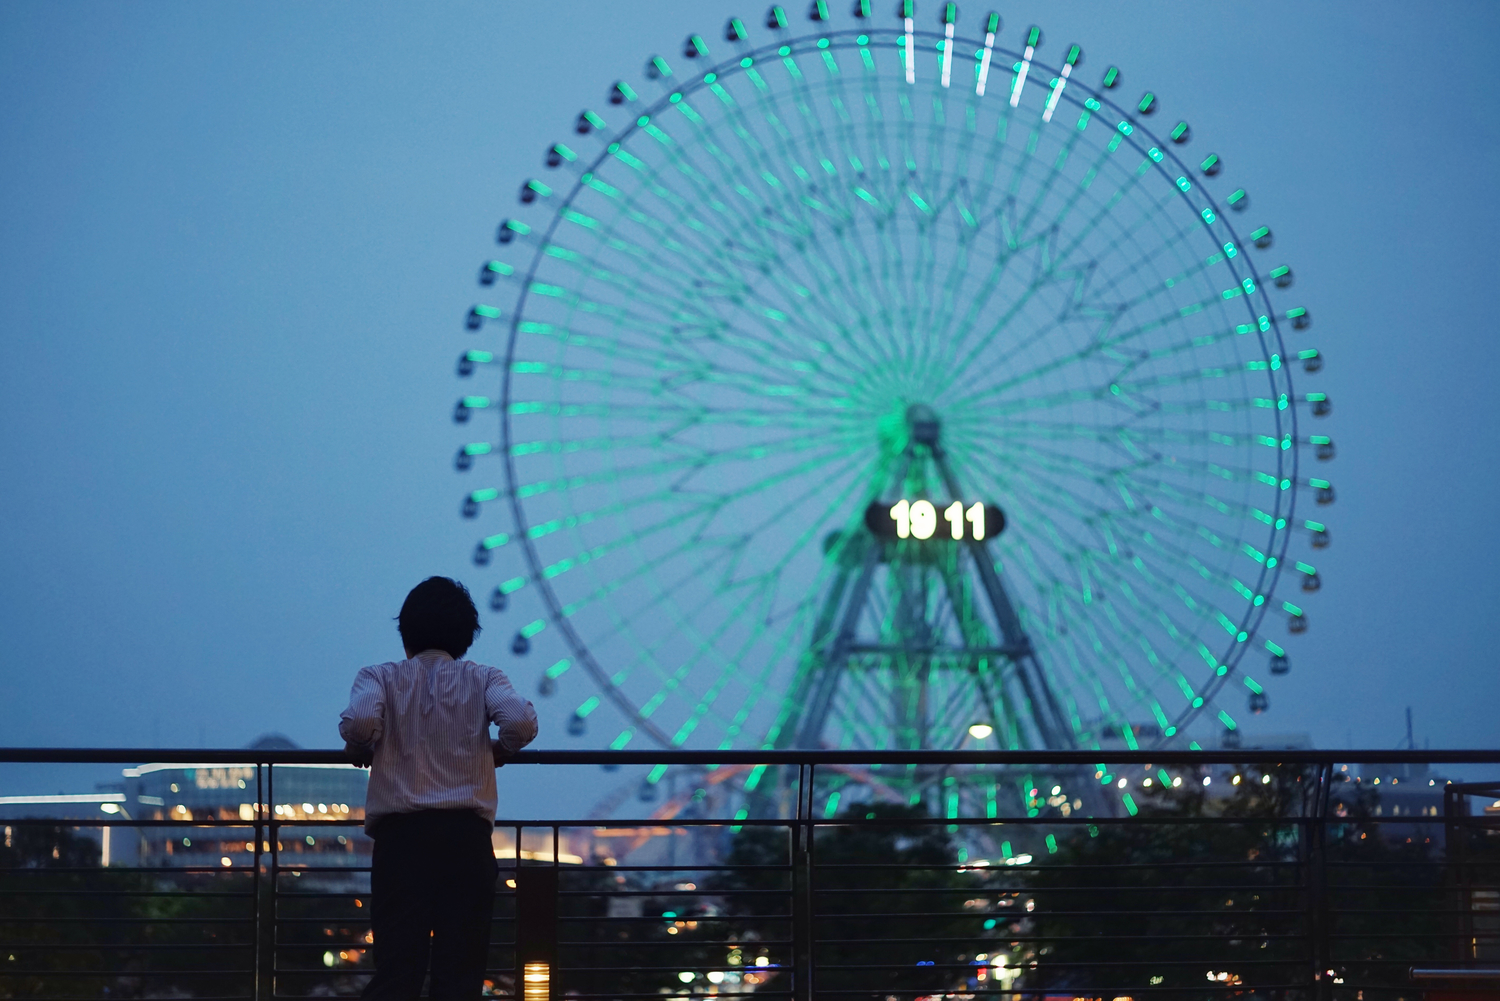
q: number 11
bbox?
[943,501,963,539]
[944,501,987,539]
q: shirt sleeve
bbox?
[485,667,539,753]
[338,665,387,747]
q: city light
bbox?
[968,723,994,740]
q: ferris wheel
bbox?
[451,2,1333,777]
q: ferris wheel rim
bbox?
[483,23,1310,752]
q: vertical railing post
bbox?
[1444,783,1470,963]
[790,762,816,1001]
[253,761,265,1001]
[1303,762,1333,1001]
[266,762,278,1001]
[514,828,559,1001]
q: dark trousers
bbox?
[362,809,497,1001]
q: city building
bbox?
[0,734,370,869]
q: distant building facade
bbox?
[0,735,370,868]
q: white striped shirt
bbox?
[338,650,538,827]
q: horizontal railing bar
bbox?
[561,864,795,872]
[558,939,795,948]
[812,907,1308,918]
[0,997,253,1001]
[1324,860,1499,868]
[0,866,266,874]
[265,917,389,925]
[809,859,1305,869]
[819,957,1307,969]
[548,964,794,974]
[0,916,253,925]
[2,746,1495,765]
[0,818,294,828]
[1326,906,1500,916]
[546,996,792,1001]
[557,914,791,923]
[0,889,254,898]
[1320,959,1500,969]
[1325,884,1480,892]
[810,987,1309,996]
[814,933,1308,944]
[557,888,790,897]
[0,943,253,950]
[1,813,1484,830]
[493,815,1318,826]
[1327,931,1500,941]
[1410,967,1500,981]
[0,969,251,977]
[808,884,1308,894]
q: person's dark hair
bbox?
[396,577,481,659]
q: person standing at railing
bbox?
[340,576,538,1001]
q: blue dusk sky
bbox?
[1,0,1496,806]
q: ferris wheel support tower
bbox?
[773,404,1074,753]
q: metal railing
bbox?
[1,747,1497,1000]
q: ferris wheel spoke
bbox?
[610,108,907,377]
[688,69,913,360]
[1026,526,1254,699]
[962,443,1259,638]
[1072,556,1247,711]
[1002,541,1209,730]
[533,229,866,390]
[535,444,870,629]
[968,438,1278,581]
[1075,193,1202,308]
[1051,144,1175,273]
[515,314,843,404]
[949,217,1207,399]
[514,429,865,527]
[944,257,1094,388]
[506,398,853,434]
[623,569,790,737]
[554,181,831,354]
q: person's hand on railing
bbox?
[345,741,374,769]
[491,739,513,769]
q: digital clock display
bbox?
[863,499,1005,541]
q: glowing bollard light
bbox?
[523,962,550,1001]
